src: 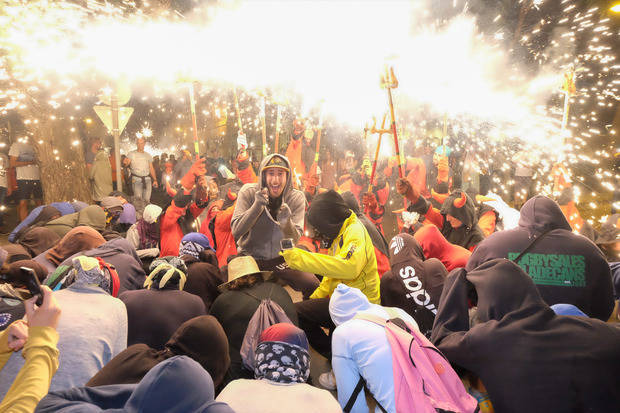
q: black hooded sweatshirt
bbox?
[86,315,230,390]
[467,195,614,321]
[119,287,206,351]
[380,233,447,337]
[431,259,620,413]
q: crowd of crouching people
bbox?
[0,148,618,413]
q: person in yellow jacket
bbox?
[0,286,61,413]
[281,190,380,359]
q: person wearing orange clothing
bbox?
[285,119,314,187]
[397,178,485,251]
[160,158,213,257]
[384,155,429,198]
[200,183,241,267]
[234,148,257,185]
[413,224,471,271]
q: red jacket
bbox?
[201,204,238,267]
[160,194,204,257]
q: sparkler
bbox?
[275,105,281,154]
[0,0,616,223]
[312,101,325,175]
[188,82,200,159]
[261,95,267,157]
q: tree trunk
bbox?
[31,119,92,204]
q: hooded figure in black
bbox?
[86,315,230,390]
[306,189,352,246]
[181,248,225,311]
[380,233,447,337]
[467,195,614,321]
[431,259,620,413]
[119,257,206,350]
[438,190,485,249]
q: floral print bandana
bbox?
[253,340,310,384]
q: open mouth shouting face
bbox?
[264,167,287,198]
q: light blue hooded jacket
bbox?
[329,284,418,413]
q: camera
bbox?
[280,238,294,250]
[21,267,43,306]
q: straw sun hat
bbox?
[218,256,272,292]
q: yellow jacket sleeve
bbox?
[0,326,60,413]
[0,328,12,373]
[282,223,368,299]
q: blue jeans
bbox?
[131,176,152,202]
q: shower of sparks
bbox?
[0,0,617,220]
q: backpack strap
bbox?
[511,228,553,263]
[343,377,365,413]
[96,257,120,298]
[343,376,387,413]
[353,312,388,326]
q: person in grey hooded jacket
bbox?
[231,154,305,260]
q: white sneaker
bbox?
[318,370,337,390]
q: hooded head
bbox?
[466,258,548,323]
[18,227,60,257]
[440,190,476,229]
[292,118,305,139]
[413,225,452,259]
[100,197,125,226]
[123,356,220,413]
[70,255,116,294]
[13,206,61,241]
[222,187,239,210]
[119,203,137,225]
[32,205,61,225]
[142,204,163,224]
[388,233,425,264]
[46,226,106,266]
[70,201,88,212]
[145,256,187,291]
[164,316,230,388]
[3,259,48,285]
[76,205,107,232]
[179,232,214,261]
[341,191,361,215]
[329,284,373,326]
[518,195,571,237]
[306,190,352,243]
[260,154,291,199]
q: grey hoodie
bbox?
[231,154,306,260]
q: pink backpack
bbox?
[351,312,478,413]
